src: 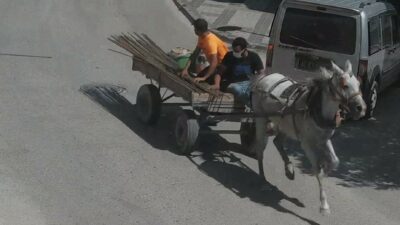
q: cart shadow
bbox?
[188,152,320,225]
[79,83,242,154]
[80,83,178,152]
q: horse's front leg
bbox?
[317,139,339,215]
[273,133,295,180]
[324,139,339,172]
[301,141,330,215]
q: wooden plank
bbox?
[131,56,246,113]
[132,59,196,102]
[192,92,246,113]
[132,59,199,92]
[128,33,178,71]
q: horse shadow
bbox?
[188,151,320,225]
[286,82,400,189]
[80,83,320,224]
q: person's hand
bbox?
[194,77,206,83]
[180,69,189,77]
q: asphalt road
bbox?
[0,1,399,225]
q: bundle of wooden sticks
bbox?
[109,33,180,73]
[108,33,220,96]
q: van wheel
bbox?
[365,80,378,118]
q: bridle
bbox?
[328,77,362,112]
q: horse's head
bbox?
[320,60,366,120]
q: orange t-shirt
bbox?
[197,32,228,64]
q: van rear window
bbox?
[280,8,356,55]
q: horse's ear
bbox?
[320,67,332,79]
[344,60,352,74]
[331,61,344,76]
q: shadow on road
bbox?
[211,0,281,13]
[333,84,400,189]
[187,152,320,225]
[80,83,178,152]
[287,83,400,190]
[79,83,242,155]
[80,83,319,223]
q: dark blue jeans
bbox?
[226,80,251,106]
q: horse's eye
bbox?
[343,85,349,90]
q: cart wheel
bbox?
[175,110,199,155]
[136,84,161,125]
[240,121,256,149]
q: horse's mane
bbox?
[308,76,331,89]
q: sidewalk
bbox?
[173,0,281,50]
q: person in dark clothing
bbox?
[211,37,264,106]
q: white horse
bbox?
[251,60,366,215]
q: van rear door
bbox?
[269,2,361,81]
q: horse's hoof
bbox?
[320,207,331,215]
[285,163,295,180]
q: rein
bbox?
[307,83,338,129]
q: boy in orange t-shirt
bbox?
[181,18,228,84]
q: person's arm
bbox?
[194,54,218,82]
[210,73,221,90]
[194,38,219,82]
[252,52,264,75]
[256,68,265,75]
[181,60,191,77]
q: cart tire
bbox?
[175,110,199,155]
[240,121,256,149]
[136,84,161,125]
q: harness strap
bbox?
[309,86,337,129]
[268,78,291,94]
[280,85,307,114]
[289,87,309,139]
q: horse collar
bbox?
[309,86,337,129]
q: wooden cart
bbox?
[109,33,265,155]
[132,58,262,155]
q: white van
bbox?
[266,0,400,117]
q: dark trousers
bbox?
[197,66,217,85]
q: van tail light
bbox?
[266,44,274,67]
[358,60,368,78]
[357,59,368,91]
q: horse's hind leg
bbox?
[254,117,275,190]
[317,169,330,215]
[273,133,295,180]
[254,117,267,179]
